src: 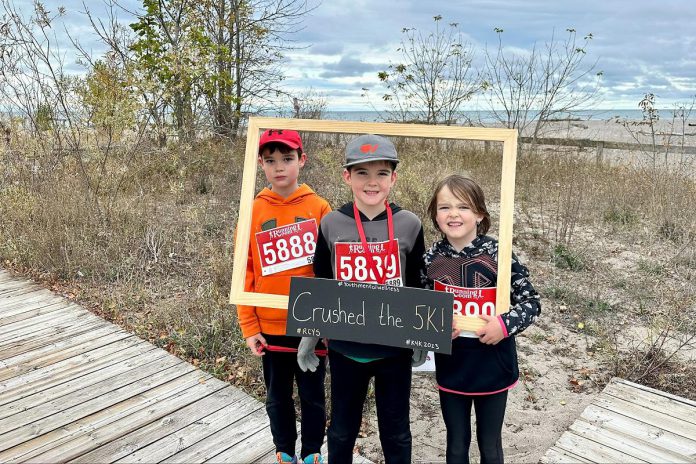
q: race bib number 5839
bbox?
[256,219,318,276]
[334,240,402,286]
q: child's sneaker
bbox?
[276,452,297,464]
[302,453,323,464]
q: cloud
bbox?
[311,43,344,55]
[319,57,383,79]
[22,0,696,110]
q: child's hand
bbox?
[475,314,505,345]
[246,333,267,356]
[452,320,462,340]
[297,337,320,372]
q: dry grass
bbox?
[1,132,695,401]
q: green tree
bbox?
[130,0,213,142]
[127,0,311,140]
[79,56,137,140]
[34,102,55,132]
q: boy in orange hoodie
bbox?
[237,129,331,464]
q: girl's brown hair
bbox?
[427,174,491,236]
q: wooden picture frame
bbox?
[229,117,518,332]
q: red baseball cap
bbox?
[259,129,304,153]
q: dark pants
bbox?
[327,350,412,464]
[262,349,326,459]
[439,389,508,464]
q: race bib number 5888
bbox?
[256,219,318,276]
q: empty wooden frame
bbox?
[229,117,518,332]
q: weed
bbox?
[637,259,665,276]
[603,207,637,225]
[543,284,573,301]
[552,244,585,271]
[584,297,612,314]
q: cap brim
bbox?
[259,140,301,150]
[343,157,400,168]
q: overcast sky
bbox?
[20,0,696,111]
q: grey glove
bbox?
[411,349,427,367]
[297,336,320,372]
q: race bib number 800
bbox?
[434,280,496,319]
[334,240,402,286]
[256,219,318,276]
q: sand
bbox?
[521,118,696,169]
[354,321,601,464]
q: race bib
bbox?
[255,219,318,276]
[334,240,402,286]
[434,281,496,331]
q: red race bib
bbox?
[334,240,402,286]
[434,281,496,317]
[255,219,318,276]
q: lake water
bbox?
[319,109,671,123]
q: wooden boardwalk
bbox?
[0,269,281,463]
[542,377,696,463]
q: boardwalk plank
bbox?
[0,371,214,463]
[0,329,132,382]
[0,311,96,346]
[118,394,265,463]
[203,421,275,464]
[0,348,170,421]
[166,407,271,463]
[592,394,696,439]
[0,293,65,316]
[0,319,107,359]
[0,304,90,339]
[23,380,231,464]
[0,278,34,291]
[615,378,696,407]
[0,336,143,404]
[604,380,696,425]
[0,323,124,370]
[541,447,594,463]
[0,354,187,436]
[0,300,71,326]
[0,360,196,451]
[68,385,243,463]
[555,431,650,463]
[570,418,691,463]
[0,271,277,464]
[0,301,76,338]
[542,377,696,464]
[0,286,51,304]
[581,403,696,457]
[0,312,103,347]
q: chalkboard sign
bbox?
[286,277,454,354]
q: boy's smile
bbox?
[342,161,396,219]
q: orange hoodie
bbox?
[237,184,332,338]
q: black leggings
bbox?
[439,389,508,464]
[327,350,412,464]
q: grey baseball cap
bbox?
[343,134,399,168]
